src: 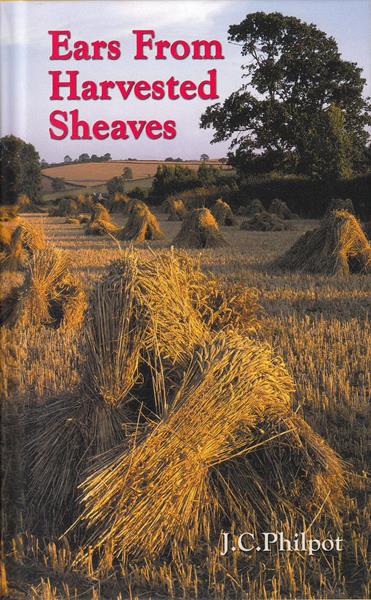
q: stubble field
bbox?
[1,211,370,599]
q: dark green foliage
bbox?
[122,167,133,180]
[197,163,220,185]
[0,135,42,204]
[128,187,146,201]
[301,104,353,180]
[201,12,371,180]
[151,165,201,201]
[232,172,371,220]
[151,164,236,201]
[107,176,126,196]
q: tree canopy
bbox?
[122,166,133,180]
[151,164,235,199]
[107,175,126,195]
[0,135,42,204]
[200,12,371,179]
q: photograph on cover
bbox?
[0,1,370,598]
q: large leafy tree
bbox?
[0,135,42,204]
[200,12,371,179]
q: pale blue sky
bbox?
[1,0,370,162]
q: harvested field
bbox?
[42,160,232,187]
[1,211,370,600]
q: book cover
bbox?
[1,1,370,599]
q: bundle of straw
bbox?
[90,203,111,222]
[326,197,355,216]
[125,199,148,215]
[269,198,298,220]
[195,279,261,334]
[107,250,208,373]
[213,403,344,530]
[0,205,19,222]
[275,210,371,275]
[240,211,290,231]
[173,208,228,249]
[75,332,295,558]
[81,253,149,404]
[110,192,129,213]
[162,196,187,221]
[0,247,86,329]
[85,203,120,236]
[85,220,120,236]
[211,199,236,226]
[26,393,129,534]
[0,222,46,271]
[49,197,81,217]
[117,204,164,242]
[0,224,13,254]
[16,194,46,214]
[75,331,345,563]
[108,250,261,367]
[25,248,344,551]
[237,198,265,216]
[27,255,148,533]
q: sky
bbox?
[1,0,370,162]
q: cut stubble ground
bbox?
[1,211,370,599]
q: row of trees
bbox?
[201,12,371,180]
[42,152,113,167]
[98,163,229,199]
[164,155,227,163]
[151,163,234,199]
[65,153,112,164]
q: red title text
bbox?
[48,30,224,141]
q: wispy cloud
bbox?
[1,1,231,46]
